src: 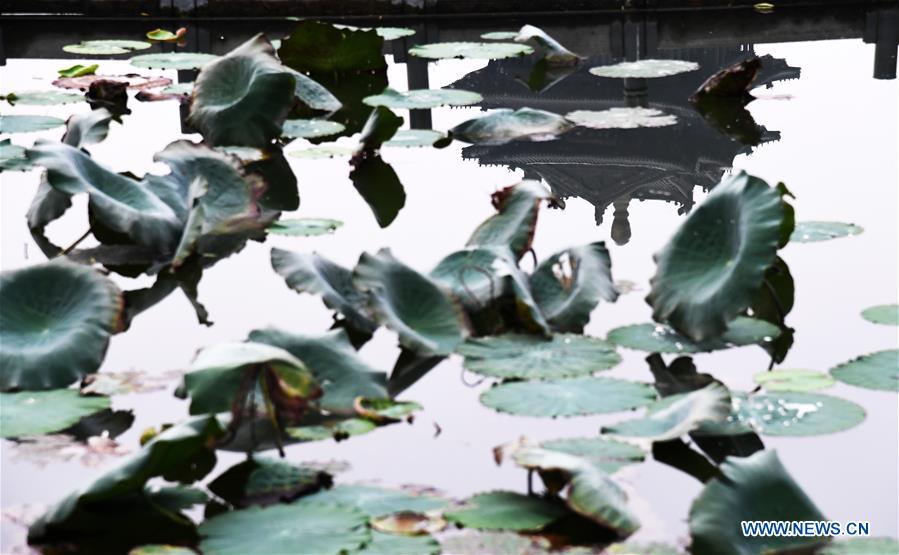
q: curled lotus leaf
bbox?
[207,457,332,507]
[444,491,567,532]
[363,88,482,109]
[0,115,65,134]
[129,52,219,70]
[2,90,84,106]
[353,248,468,356]
[861,304,899,326]
[589,59,699,78]
[752,369,835,392]
[830,350,898,391]
[466,180,552,259]
[189,34,296,147]
[267,218,343,236]
[409,42,534,60]
[540,437,645,474]
[480,376,656,418]
[0,139,31,171]
[451,108,572,145]
[354,397,421,423]
[689,450,827,555]
[297,484,447,518]
[281,119,345,138]
[647,172,786,342]
[458,334,621,380]
[0,390,111,438]
[57,64,99,78]
[606,317,780,354]
[1,260,122,391]
[514,25,581,66]
[63,40,151,55]
[789,221,863,243]
[566,108,677,129]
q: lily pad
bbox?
[362,532,440,555]
[385,129,448,148]
[830,350,898,391]
[819,538,899,554]
[566,108,677,129]
[332,24,416,40]
[789,221,863,243]
[0,139,31,171]
[129,52,218,70]
[481,32,519,40]
[409,42,534,60]
[451,108,572,145]
[540,437,645,474]
[1,261,122,391]
[480,376,656,417]
[458,334,621,379]
[444,491,566,531]
[363,88,482,109]
[199,502,369,555]
[207,457,331,507]
[288,146,353,159]
[752,369,835,392]
[0,115,65,134]
[297,484,447,517]
[647,172,785,342]
[287,417,376,442]
[0,390,110,438]
[439,531,551,554]
[146,28,186,42]
[58,64,99,77]
[607,317,780,354]
[282,119,345,138]
[267,218,343,236]
[589,59,699,79]
[2,91,84,106]
[353,248,468,356]
[602,383,732,442]
[689,450,826,555]
[63,40,151,55]
[861,304,899,326]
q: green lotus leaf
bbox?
[61,107,116,148]
[861,303,899,325]
[331,24,416,40]
[689,450,827,555]
[566,108,677,129]
[248,327,387,414]
[207,457,331,507]
[602,383,732,442]
[530,242,618,332]
[29,415,224,549]
[353,248,468,356]
[467,181,552,259]
[288,145,353,159]
[350,155,406,228]
[188,35,296,147]
[0,390,110,438]
[481,31,519,40]
[297,484,447,517]
[540,437,645,474]
[129,52,219,69]
[286,417,377,442]
[480,376,656,418]
[2,90,84,106]
[440,531,552,554]
[607,317,780,354]
[281,118,345,138]
[146,28,184,41]
[514,25,581,66]
[451,107,572,145]
[271,248,377,335]
[199,502,370,555]
[129,546,197,555]
[363,88,482,109]
[789,221,863,243]
[753,369,835,392]
[1,261,122,391]
[361,532,440,555]
[385,129,448,148]
[589,59,699,78]
[0,139,31,171]
[819,538,899,554]
[607,542,683,555]
[267,218,343,236]
[647,172,786,341]
[63,40,151,55]
[355,106,403,154]
[458,334,620,380]
[279,21,386,73]
[410,42,534,60]
[58,63,99,77]
[830,350,898,391]
[445,491,566,531]
[287,69,342,112]
[696,391,865,437]
[0,115,65,133]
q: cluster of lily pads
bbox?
[1,20,898,555]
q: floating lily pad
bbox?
[0,139,31,171]
[362,532,440,555]
[689,450,826,555]
[830,350,898,391]
[458,334,621,379]
[130,52,218,69]
[287,418,376,442]
[410,42,533,60]
[199,502,369,555]
[207,457,331,507]
[385,129,448,148]
[566,108,677,129]
[540,437,645,474]
[789,221,863,243]
[2,91,84,106]
[364,88,482,109]
[861,304,899,326]
[58,64,99,78]
[332,25,416,40]
[481,32,519,40]
[607,542,683,555]
[445,491,566,531]
[451,107,572,145]
[0,115,65,134]
[63,40,151,55]
[267,218,343,236]
[819,538,899,554]
[440,531,552,554]
[288,146,353,159]
[146,28,186,42]
[753,369,835,392]
[282,119,345,138]
[480,376,656,417]
[0,390,110,438]
[1,261,122,391]
[607,317,780,354]
[589,59,698,78]
[297,484,447,517]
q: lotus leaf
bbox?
[2,90,84,106]
[445,491,566,531]
[789,221,863,243]
[458,334,620,379]
[514,25,581,66]
[281,118,345,138]
[451,108,572,145]
[331,24,416,40]
[439,531,552,554]
[830,350,898,391]
[861,304,899,325]
[410,42,534,60]
[0,390,110,438]
[361,532,441,555]
[589,59,699,78]
[267,218,343,236]
[297,484,447,517]
[566,108,677,129]
[540,437,645,474]
[363,88,482,109]
[385,129,448,148]
[289,145,353,159]
[467,181,552,259]
[207,457,331,507]
[129,52,218,69]
[607,317,780,353]
[286,417,377,441]
[0,115,65,133]
[63,40,150,55]
[0,139,31,171]
[752,369,835,392]
[57,64,99,77]
[279,21,386,73]
[480,376,656,417]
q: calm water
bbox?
[1,13,897,553]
